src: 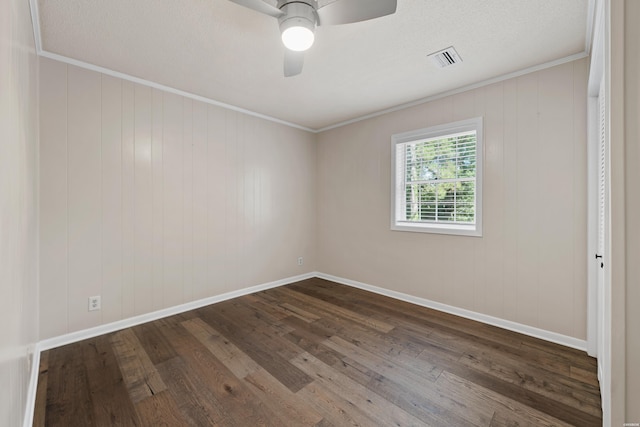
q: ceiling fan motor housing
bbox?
[278,1,318,34]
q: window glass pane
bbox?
[393,118,482,235]
[401,131,476,225]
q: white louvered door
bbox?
[596,76,607,367]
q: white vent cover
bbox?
[428,46,462,68]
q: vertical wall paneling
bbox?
[240,115,256,287]
[151,88,164,311]
[572,60,589,338]
[191,101,208,300]
[38,57,588,343]
[39,62,317,338]
[121,81,135,319]
[66,66,102,332]
[514,72,540,328]
[317,58,589,340]
[207,105,226,293]
[225,110,239,291]
[162,92,185,307]
[501,78,519,323]
[537,63,575,335]
[39,58,68,338]
[450,91,477,311]
[2,0,39,422]
[101,75,123,324]
[482,82,506,318]
[183,98,194,302]
[134,85,154,315]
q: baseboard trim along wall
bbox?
[23,345,40,427]
[37,272,316,352]
[25,270,588,427]
[315,272,588,352]
[23,271,316,427]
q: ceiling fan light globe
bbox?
[282,26,315,51]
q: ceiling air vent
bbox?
[428,46,462,68]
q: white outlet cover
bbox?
[88,295,101,311]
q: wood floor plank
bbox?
[247,292,321,323]
[414,321,583,381]
[489,410,539,427]
[32,351,49,427]
[301,279,532,354]
[284,327,346,368]
[324,335,441,384]
[243,368,324,426]
[43,342,95,426]
[322,337,492,426]
[110,328,167,403]
[459,349,602,416]
[131,321,179,365]
[133,390,184,427]
[181,317,261,379]
[242,294,297,321]
[570,365,600,387]
[318,315,424,360]
[297,381,382,427]
[279,302,322,323]
[291,352,430,427]
[35,278,601,426]
[155,356,232,426]
[198,307,314,392]
[520,338,598,370]
[441,361,603,426]
[437,371,574,427]
[155,317,282,427]
[329,354,477,427]
[269,286,395,333]
[217,298,296,337]
[82,335,142,426]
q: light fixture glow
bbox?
[278,2,316,52]
[281,25,315,51]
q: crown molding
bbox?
[28,0,596,134]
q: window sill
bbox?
[391,222,482,237]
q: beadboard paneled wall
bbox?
[39,58,316,339]
[0,0,39,424]
[317,58,588,339]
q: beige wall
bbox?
[0,0,39,424]
[39,58,317,339]
[608,0,635,423]
[623,0,639,420]
[612,0,640,423]
[317,58,589,340]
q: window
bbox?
[391,117,483,236]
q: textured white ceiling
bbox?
[37,0,588,130]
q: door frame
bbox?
[586,0,610,423]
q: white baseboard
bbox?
[315,272,588,352]
[26,269,589,426]
[23,343,41,427]
[25,272,314,426]
[38,272,315,351]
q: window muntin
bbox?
[391,118,482,236]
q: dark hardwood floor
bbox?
[33,278,602,426]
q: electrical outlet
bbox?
[88,295,101,311]
[297,256,304,266]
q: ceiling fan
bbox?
[227,0,397,76]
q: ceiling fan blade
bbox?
[227,0,284,18]
[316,0,397,26]
[284,50,304,77]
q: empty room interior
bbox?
[2,0,639,425]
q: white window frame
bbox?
[391,117,483,237]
